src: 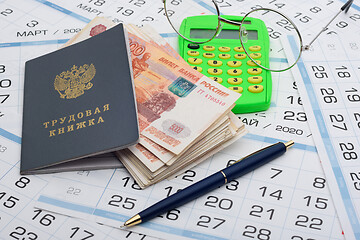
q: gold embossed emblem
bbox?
[54,64,96,99]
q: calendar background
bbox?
[0,0,359,239]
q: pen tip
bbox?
[285,140,294,150]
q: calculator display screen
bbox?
[190,29,258,40]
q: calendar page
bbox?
[1,0,360,239]
[34,42,345,239]
[284,36,360,240]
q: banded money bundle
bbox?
[66,17,247,188]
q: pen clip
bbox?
[230,142,278,166]
[229,141,294,166]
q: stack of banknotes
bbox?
[66,17,247,188]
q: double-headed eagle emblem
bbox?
[54,64,96,99]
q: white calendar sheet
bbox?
[33,43,345,239]
[1,0,360,239]
[284,36,360,240]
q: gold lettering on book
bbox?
[43,104,109,137]
[54,64,96,99]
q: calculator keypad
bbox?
[185,44,267,113]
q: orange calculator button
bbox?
[227,61,242,67]
[248,85,263,93]
[227,78,243,85]
[187,50,199,56]
[229,86,243,93]
[227,69,242,76]
[208,68,223,75]
[208,60,223,67]
[247,68,262,75]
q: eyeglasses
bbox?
[163,0,353,72]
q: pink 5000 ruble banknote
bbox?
[64,17,241,155]
[128,31,240,154]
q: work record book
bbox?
[20,24,139,175]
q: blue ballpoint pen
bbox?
[122,140,294,227]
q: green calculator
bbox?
[178,15,272,114]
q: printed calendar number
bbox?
[9,226,38,240]
[158,209,180,221]
[67,187,81,195]
[259,186,283,200]
[338,142,358,161]
[0,145,7,153]
[204,196,233,210]
[14,177,31,189]
[311,65,328,79]
[0,64,5,73]
[196,215,226,229]
[225,179,240,191]
[349,172,360,191]
[335,66,351,79]
[320,87,338,104]
[88,0,106,7]
[108,195,136,210]
[122,176,141,190]
[283,110,307,122]
[303,196,328,210]
[312,177,326,189]
[249,205,275,220]
[286,95,302,105]
[0,8,13,17]
[291,236,316,240]
[125,231,148,240]
[32,209,56,227]
[164,186,182,197]
[0,192,19,209]
[180,169,196,182]
[294,215,323,231]
[242,225,271,240]
[128,0,146,7]
[70,226,94,239]
[345,87,360,103]
[354,113,360,129]
[329,114,348,131]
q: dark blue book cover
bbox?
[20,24,139,174]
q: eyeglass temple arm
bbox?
[218,16,242,26]
[303,0,354,50]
